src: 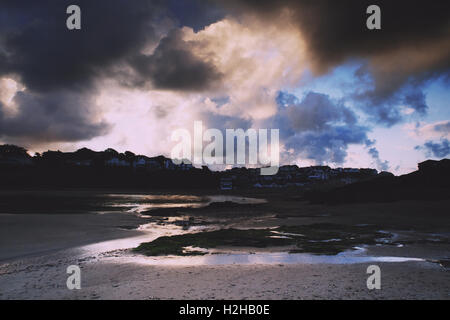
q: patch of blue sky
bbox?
[424,77,450,123]
[210,96,230,108]
[291,60,371,100]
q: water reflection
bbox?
[79,222,215,257]
[126,248,424,266]
[78,194,266,257]
[77,194,425,267]
[104,194,266,214]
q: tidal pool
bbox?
[125,247,425,266]
[103,194,266,214]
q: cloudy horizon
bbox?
[0,0,449,174]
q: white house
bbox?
[105,157,130,167]
[220,177,233,190]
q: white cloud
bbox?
[404,120,450,141]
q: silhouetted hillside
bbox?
[0,144,383,190]
[305,159,450,204]
[0,145,216,189]
[2,144,448,194]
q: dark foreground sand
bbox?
[0,213,146,262]
[0,191,449,300]
[1,249,449,300]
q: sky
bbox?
[0,0,449,174]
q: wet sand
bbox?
[1,249,449,300]
[0,190,449,300]
[0,213,146,262]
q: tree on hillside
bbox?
[0,144,29,157]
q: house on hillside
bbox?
[278,165,299,174]
[133,156,147,168]
[220,177,233,190]
[132,156,158,170]
[65,148,97,166]
[178,162,194,171]
[162,158,177,170]
[308,170,329,180]
[105,157,130,167]
[101,148,130,167]
[147,158,162,170]
[343,168,360,173]
[70,159,93,166]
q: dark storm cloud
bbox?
[353,71,434,126]
[402,91,428,116]
[416,139,450,158]
[273,91,358,140]
[130,29,223,91]
[225,0,450,71]
[0,90,110,143]
[280,92,357,132]
[286,125,369,164]
[0,0,167,143]
[202,112,253,131]
[223,0,450,125]
[0,0,166,91]
[270,91,369,164]
[168,0,225,32]
[0,0,226,144]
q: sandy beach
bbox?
[0,212,146,262]
[1,249,449,300]
[0,190,449,300]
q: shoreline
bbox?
[0,212,146,262]
[0,190,449,300]
[1,251,448,300]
